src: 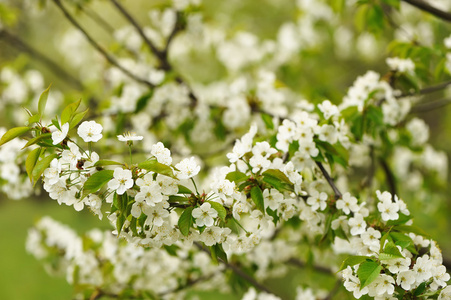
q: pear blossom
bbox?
[108,168,133,195]
[117,132,143,142]
[77,121,103,142]
[192,202,218,227]
[51,122,69,145]
[175,157,200,179]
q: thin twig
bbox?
[399,79,451,98]
[286,258,334,275]
[402,0,451,23]
[324,279,342,300]
[158,271,220,296]
[76,3,116,34]
[194,242,277,295]
[0,29,83,90]
[379,158,397,197]
[52,0,154,88]
[315,161,342,200]
[410,98,451,113]
[109,0,167,68]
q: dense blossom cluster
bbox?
[1,0,451,299]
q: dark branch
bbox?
[379,158,397,197]
[52,0,154,88]
[402,0,451,23]
[0,29,84,90]
[410,98,451,113]
[399,79,451,98]
[194,242,277,295]
[286,258,334,275]
[109,0,167,68]
[315,161,342,200]
[75,3,116,34]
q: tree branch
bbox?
[315,161,342,200]
[109,0,198,107]
[52,0,154,88]
[0,29,84,90]
[194,242,277,295]
[402,0,451,23]
[379,158,397,197]
[75,3,115,34]
[410,98,451,113]
[109,0,167,68]
[286,258,334,275]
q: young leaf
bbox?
[138,160,175,178]
[178,185,193,194]
[250,186,265,213]
[379,241,404,261]
[61,99,81,125]
[25,147,42,182]
[21,133,52,149]
[262,169,293,184]
[83,169,114,193]
[357,260,382,289]
[38,84,52,117]
[207,201,227,221]
[225,171,249,184]
[210,243,228,264]
[178,206,194,236]
[93,160,123,167]
[0,126,30,147]
[338,255,369,271]
[69,108,88,130]
[32,153,58,185]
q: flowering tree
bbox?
[1,0,451,299]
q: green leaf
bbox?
[26,147,42,182]
[69,108,88,130]
[83,170,114,194]
[168,195,189,203]
[414,281,427,296]
[225,171,249,184]
[21,133,52,149]
[178,206,194,236]
[210,243,228,264]
[386,213,411,226]
[250,186,265,213]
[261,113,274,130]
[262,169,292,184]
[382,0,400,9]
[38,84,51,117]
[178,185,193,194]
[93,160,123,167]
[116,213,126,235]
[0,126,30,147]
[207,201,227,221]
[393,225,429,238]
[32,153,58,185]
[28,114,41,126]
[379,241,404,261]
[338,255,369,271]
[138,159,175,178]
[61,99,81,125]
[357,260,382,289]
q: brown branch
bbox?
[75,3,115,34]
[286,258,334,275]
[379,158,397,197]
[0,29,84,90]
[109,0,198,107]
[194,242,277,295]
[402,0,451,23]
[109,0,167,68]
[52,0,154,89]
[399,79,451,98]
[315,161,342,200]
[410,98,451,113]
